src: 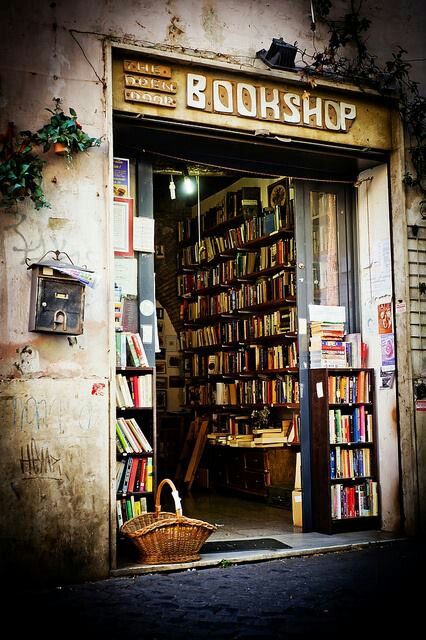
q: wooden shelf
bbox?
[310,368,379,534]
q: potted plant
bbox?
[0,124,49,210]
[33,98,101,160]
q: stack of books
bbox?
[309,321,348,368]
[252,427,286,447]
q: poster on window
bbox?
[113,157,130,197]
[380,333,395,371]
[378,302,392,334]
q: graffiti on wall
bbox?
[0,393,98,433]
[20,438,62,480]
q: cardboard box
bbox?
[294,452,302,490]
[292,490,303,527]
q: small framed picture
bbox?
[156,360,166,375]
[156,376,168,389]
[113,197,134,257]
[169,375,185,388]
[268,179,288,209]
[168,354,182,370]
[156,390,167,410]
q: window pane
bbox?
[310,191,339,305]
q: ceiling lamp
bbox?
[256,37,298,70]
[183,168,195,195]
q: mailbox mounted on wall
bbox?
[27,251,94,336]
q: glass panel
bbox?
[310,191,339,305]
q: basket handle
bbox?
[155,478,183,517]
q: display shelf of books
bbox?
[177,182,300,464]
[310,367,380,534]
[115,330,156,530]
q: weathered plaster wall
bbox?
[0,3,110,582]
[0,0,424,579]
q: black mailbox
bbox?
[28,260,87,335]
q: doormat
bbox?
[200,538,291,554]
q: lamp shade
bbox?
[256,38,297,70]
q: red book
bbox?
[139,458,147,492]
[127,457,139,493]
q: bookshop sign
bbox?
[113,54,392,150]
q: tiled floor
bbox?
[113,490,402,576]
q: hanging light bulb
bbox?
[183,168,195,195]
[169,174,176,200]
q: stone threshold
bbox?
[110,535,406,577]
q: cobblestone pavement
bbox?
[12,540,423,639]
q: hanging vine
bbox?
[300,1,425,210]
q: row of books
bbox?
[179,269,296,304]
[116,417,153,454]
[116,496,148,528]
[331,480,378,520]
[180,284,295,321]
[329,408,373,444]
[186,344,298,377]
[179,222,295,267]
[177,239,296,295]
[330,446,371,479]
[180,310,298,349]
[116,455,153,495]
[186,376,299,406]
[328,371,371,404]
[116,373,153,408]
[115,331,149,368]
[177,187,262,241]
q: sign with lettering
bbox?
[112,54,392,150]
[124,74,177,93]
[186,73,356,132]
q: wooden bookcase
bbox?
[177,182,300,489]
[115,364,156,530]
[310,368,380,534]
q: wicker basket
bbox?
[120,478,217,565]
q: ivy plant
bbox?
[299,1,425,204]
[0,127,49,210]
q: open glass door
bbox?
[294,180,357,531]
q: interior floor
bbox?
[182,491,297,540]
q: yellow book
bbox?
[145,457,153,493]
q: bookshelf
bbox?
[115,332,156,530]
[310,368,380,534]
[177,182,300,492]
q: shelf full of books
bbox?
[310,367,380,534]
[115,330,156,530]
[177,180,300,459]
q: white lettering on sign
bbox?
[124,74,177,94]
[125,89,176,108]
[213,80,233,113]
[237,83,257,118]
[186,73,357,132]
[187,73,206,109]
[260,87,280,119]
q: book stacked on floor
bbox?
[309,321,348,368]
